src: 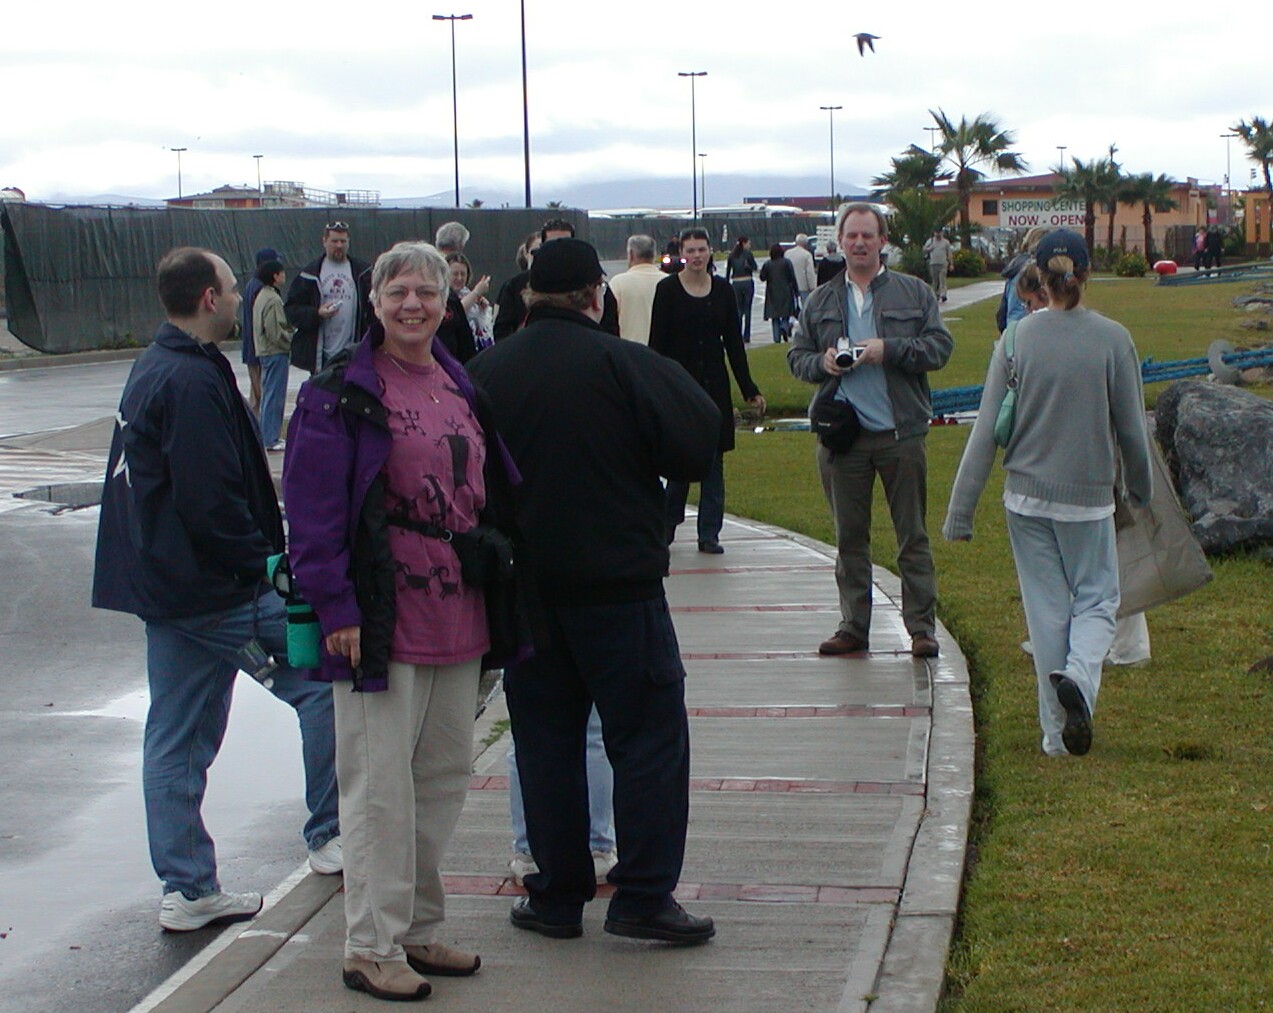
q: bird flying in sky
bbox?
[854,33,879,56]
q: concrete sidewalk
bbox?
[2,283,983,1012]
[135,512,972,1013]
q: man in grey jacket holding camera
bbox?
[788,203,953,659]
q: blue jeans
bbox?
[508,705,614,853]
[665,452,725,544]
[143,589,338,898]
[731,279,755,341]
[258,353,290,447]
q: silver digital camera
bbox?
[835,338,865,369]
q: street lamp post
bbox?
[433,13,473,209]
[698,153,707,207]
[1220,132,1238,226]
[520,0,531,207]
[924,125,940,152]
[1056,145,1067,172]
[170,147,187,198]
[820,105,842,212]
[678,71,707,220]
[1220,131,1236,194]
[253,154,263,194]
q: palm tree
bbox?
[1233,116,1273,194]
[929,108,1027,246]
[1098,145,1123,256]
[870,145,949,198]
[1119,173,1178,262]
[1055,152,1118,256]
[465,198,485,208]
[886,188,958,249]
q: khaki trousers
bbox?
[333,658,480,961]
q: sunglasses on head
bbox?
[325,221,349,232]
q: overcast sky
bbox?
[3,1,1264,206]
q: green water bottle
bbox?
[286,600,322,669]
[268,553,323,670]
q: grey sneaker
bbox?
[509,852,539,885]
[592,848,618,884]
[308,836,343,875]
[159,890,263,932]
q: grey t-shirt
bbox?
[923,237,952,266]
[318,257,357,366]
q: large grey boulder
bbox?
[1156,381,1273,554]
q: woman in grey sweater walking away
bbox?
[942,230,1152,757]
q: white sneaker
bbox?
[508,852,538,885]
[592,848,618,884]
[159,890,263,932]
[308,836,343,875]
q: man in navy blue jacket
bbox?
[93,247,340,931]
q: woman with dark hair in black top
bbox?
[724,236,759,342]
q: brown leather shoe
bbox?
[342,958,432,1001]
[911,633,939,658]
[818,631,869,655]
[404,941,481,978]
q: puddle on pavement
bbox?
[0,680,310,966]
[14,480,102,510]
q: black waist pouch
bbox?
[810,385,861,455]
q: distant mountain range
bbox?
[40,193,167,208]
[41,174,868,211]
[394,174,868,210]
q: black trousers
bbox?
[504,596,690,923]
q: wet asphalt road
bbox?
[0,358,326,1013]
[0,267,773,1010]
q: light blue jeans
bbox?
[508,705,614,853]
[257,352,290,447]
[1006,510,1119,755]
[143,589,338,898]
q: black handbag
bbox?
[387,512,514,589]
[810,383,860,454]
[448,524,515,588]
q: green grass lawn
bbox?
[726,278,1273,1011]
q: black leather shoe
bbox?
[1050,672,1092,756]
[697,540,724,554]
[604,901,715,945]
[509,897,583,939]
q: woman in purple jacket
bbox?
[283,241,513,1003]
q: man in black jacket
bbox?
[468,238,720,946]
[491,218,619,340]
[284,221,373,372]
[93,248,340,932]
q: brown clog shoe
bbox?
[404,941,481,978]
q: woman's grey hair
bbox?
[371,242,450,303]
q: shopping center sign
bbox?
[999,198,1086,228]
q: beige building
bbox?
[936,172,1223,253]
[1240,191,1273,255]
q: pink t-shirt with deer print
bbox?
[373,349,489,666]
